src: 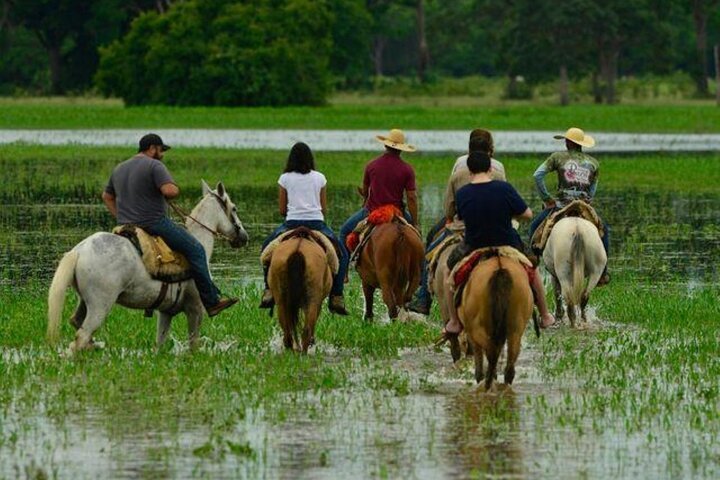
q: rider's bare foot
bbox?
[540,313,556,329]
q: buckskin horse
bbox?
[357,210,424,320]
[266,229,334,352]
[47,180,248,354]
[456,253,534,390]
[543,217,607,327]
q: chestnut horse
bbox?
[456,255,533,390]
[357,218,424,320]
[268,236,332,352]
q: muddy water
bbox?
[1,187,719,478]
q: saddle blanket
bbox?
[113,225,191,283]
[261,227,339,274]
[531,200,604,252]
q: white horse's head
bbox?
[200,179,249,248]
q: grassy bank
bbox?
[2,146,720,204]
[3,97,720,132]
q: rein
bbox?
[168,197,232,241]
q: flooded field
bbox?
[1,164,719,478]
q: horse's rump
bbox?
[450,246,533,308]
[531,200,604,252]
[347,206,419,262]
[113,225,191,282]
[262,226,339,274]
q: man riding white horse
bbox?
[101,133,238,316]
[528,127,610,285]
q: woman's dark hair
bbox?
[469,128,494,154]
[467,150,492,174]
[284,142,315,174]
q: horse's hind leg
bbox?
[382,286,399,320]
[504,335,521,385]
[567,302,577,328]
[484,345,500,391]
[69,298,87,330]
[362,283,375,321]
[301,303,321,353]
[551,275,564,321]
[580,291,590,322]
[70,297,114,353]
[472,340,484,384]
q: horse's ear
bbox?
[201,179,212,196]
[216,181,226,198]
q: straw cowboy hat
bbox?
[553,127,595,148]
[376,129,417,152]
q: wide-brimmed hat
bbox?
[376,129,416,152]
[553,127,595,148]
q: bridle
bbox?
[168,192,239,242]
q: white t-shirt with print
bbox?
[278,170,326,221]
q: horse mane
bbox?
[489,257,512,346]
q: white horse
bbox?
[543,217,607,327]
[47,180,248,353]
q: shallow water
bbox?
[1,183,719,478]
[2,129,720,152]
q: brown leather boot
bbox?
[207,297,238,317]
[329,295,349,316]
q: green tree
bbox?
[96,0,334,106]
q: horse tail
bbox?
[47,250,79,344]
[284,243,307,338]
[394,223,409,301]
[568,228,585,305]
[489,260,512,346]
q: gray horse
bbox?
[47,180,248,353]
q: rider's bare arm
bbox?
[160,182,180,199]
[320,187,327,216]
[101,191,117,218]
[514,207,533,222]
[406,189,419,227]
[278,186,288,217]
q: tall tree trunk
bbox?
[692,0,711,96]
[372,36,385,77]
[592,71,603,104]
[416,0,429,82]
[599,44,619,104]
[559,64,569,106]
[48,43,62,94]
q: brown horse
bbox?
[268,237,332,352]
[357,218,424,320]
[456,255,533,390]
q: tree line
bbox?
[1,0,718,105]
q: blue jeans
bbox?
[261,220,349,296]
[145,217,221,309]
[529,207,610,256]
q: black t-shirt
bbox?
[456,181,528,250]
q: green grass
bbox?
[2,146,719,205]
[3,97,720,132]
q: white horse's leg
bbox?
[156,312,173,349]
[69,297,114,354]
[551,275,564,320]
[184,299,204,349]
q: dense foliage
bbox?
[1,0,720,104]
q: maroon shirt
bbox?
[363,151,416,211]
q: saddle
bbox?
[531,200,604,252]
[346,205,421,264]
[449,246,534,308]
[426,231,463,295]
[260,227,340,274]
[113,225,191,283]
